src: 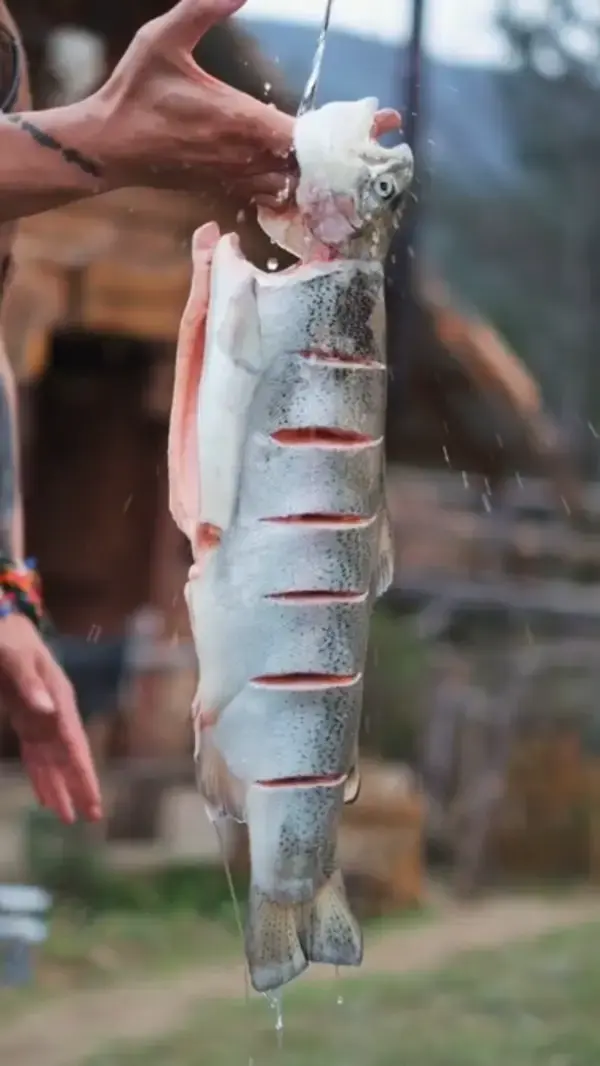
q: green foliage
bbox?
[23,808,247,919]
[361,607,429,763]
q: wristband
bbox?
[0,556,51,634]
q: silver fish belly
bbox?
[186,256,391,993]
[169,96,413,996]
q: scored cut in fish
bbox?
[168,97,414,994]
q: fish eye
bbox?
[373,174,398,201]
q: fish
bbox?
[167,97,413,994]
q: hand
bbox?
[0,613,102,824]
[95,0,297,206]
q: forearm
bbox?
[0,96,113,225]
[0,340,22,560]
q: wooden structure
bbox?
[0,2,581,767]
[0,180,580,765]
[421,639,600,892]
[338,760,424,914]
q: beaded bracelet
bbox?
[0,556,51,634]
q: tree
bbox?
[496,0,600,470]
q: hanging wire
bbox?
[296,0,336,117]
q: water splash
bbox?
[297,0,336,117]
[264,988,284,1049]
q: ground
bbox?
[1,890,598,1066]
[83,915,600,1066]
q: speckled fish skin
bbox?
[168,97,413,995]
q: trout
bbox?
[168,97,413,993]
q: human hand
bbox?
[95,0,297,207]
[0,613,102,824]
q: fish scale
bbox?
[168,97,413,994]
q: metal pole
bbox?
[386,0,426,424]
[403,0,425,166]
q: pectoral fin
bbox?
[375,508,394,597]
[344,757,362,806]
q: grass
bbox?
[0,863,244,1019]
[83,920,600,1066]
[0,857,431,1023]
[0,904,238,1021]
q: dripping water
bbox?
[263,988,285,1049]
[206,807,251,1006]
[296,0,336,118]
[335,965,344,1006]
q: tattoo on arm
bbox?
[5,114,102,179]
[0,367,15,557]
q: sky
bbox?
[239,0,516,65]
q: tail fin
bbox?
[245,869,363,993]
[245,886,308,994]
[299,868,363,968]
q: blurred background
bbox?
[3,0,600,1063]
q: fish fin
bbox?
[299,868,363,969]
[168,221,221,543]
[245,885,308,993]
[194,724,245,822]
[344,756,362,805]
[375,508,394,597]
[196,235,264,533]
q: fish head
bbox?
[259,98,413,261]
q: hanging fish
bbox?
[168,97,413,993]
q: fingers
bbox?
[242,102,296,168]
[150,0,246,51]
[23,749,76,825]
[37,656,103,822]
[234,173,298,209]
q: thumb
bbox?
[153,0,247,51]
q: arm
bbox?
[0,338,23,559]
[0,338,102,824]
[0,0,295,227]
[0,101,109,225]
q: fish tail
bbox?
[245,884,308,994]
[245,867,362,993]
[299,866,363,969]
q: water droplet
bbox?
[264,989,284,1048]
[267,257,279,272]
[236,209,246,224]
